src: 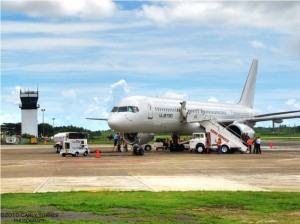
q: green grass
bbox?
[1,191,300,223]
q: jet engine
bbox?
[123,133,155,145]
[227,123,255,139]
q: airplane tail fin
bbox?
[238,59,258,108]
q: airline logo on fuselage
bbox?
[159,113,173,118]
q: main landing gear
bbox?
[133,144,145,156]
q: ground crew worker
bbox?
[117,135,122,152]
[123,140,128,152]
[217,138,222,155]
[253,137,258,154]
[164,138,169,150]
[247,138,253,154]
[256,136,262,154]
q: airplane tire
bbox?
[133,145,139,155]
[62,153,66,157]
[75,152,79,157]
[139,148,145,156]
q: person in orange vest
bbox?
[123,140,128,152]
[217,138,222,155]
[247,138,253,154]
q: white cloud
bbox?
[0,113,20,124]
[2,38,120,51]
[2,0,117,19]
[84,96,109,119]
[1,86,22,105]
[250,40,267,49]
[208,96,218,103]
[62,89,76,99]
[138,2,300,34]
[105,80,130,106]
[110,79,130,94]
[285,99,300,109]
[1,21,150,35]
[163,90,188,99]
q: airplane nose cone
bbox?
[108,114,121,131]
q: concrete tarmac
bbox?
[1,141,300,193]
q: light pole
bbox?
[41,109,45,137]
[52,118,55,127]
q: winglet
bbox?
[238,59,258,108]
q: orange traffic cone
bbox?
[95,148,101,158]
[269,141,273,149]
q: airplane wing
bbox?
[254,110,300,118]
[218,110,300,124]
[247,114,300,123]
[86,118,108,121]
[247,110,300,123]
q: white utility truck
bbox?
[53,132,90,157]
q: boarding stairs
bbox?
[183,108,248,153]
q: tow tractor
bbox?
[53,132,90,157]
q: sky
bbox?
[1,0,300,132]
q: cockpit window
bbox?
[111,107,118,112]
[111,106,139,113]
[118,106,128,112]
[128,106,134,112]
[133,106,139,112]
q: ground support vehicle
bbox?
[188,113,248,154]
[53,132,90,157]
[153,138,168,150]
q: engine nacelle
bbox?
[123,133,155,145]
[273,119,283,124]
[227,123,255,139]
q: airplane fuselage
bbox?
[108,96,255,134]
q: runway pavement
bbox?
[1,141,300,193]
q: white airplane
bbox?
[88,59,300,154]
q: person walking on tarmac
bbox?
[217,138,222,155]
[247,138,253,154]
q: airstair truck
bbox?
[53,132,90,157]
[187,113,248,154]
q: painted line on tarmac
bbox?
[33,177,50,193]
[130,175,157,192]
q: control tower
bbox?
[19,89,40,136]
